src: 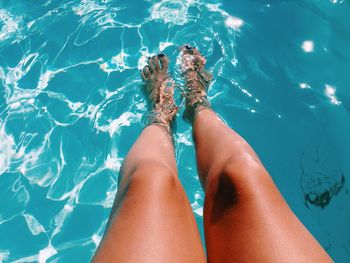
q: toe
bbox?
[140,69,147,81]
[142,65,151,79]
[158,54,168,70]
[193,48,203,57]
[181,44,194,54]
[181,44,192,50]
[147,57,155,72]
[152,55,160,70]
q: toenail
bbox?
[158,53,165,57]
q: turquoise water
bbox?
[0,0,349,262]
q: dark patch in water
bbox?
[300,148,345,209]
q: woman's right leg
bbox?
[180,45,333,263]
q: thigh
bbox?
[203,164,333,263]
[93,165,206,263]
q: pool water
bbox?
[0,0,350,262]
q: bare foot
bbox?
[180,45,212,123]
[141,54,178,132]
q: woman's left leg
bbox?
[93,54,206,263]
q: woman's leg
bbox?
[194,109,332,263]
[180,46,333,263]
[93,55,206,263]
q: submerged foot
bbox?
[180,45,212,123]
[141,54,178,132]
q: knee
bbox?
[124,161,180,194]
[205,154,266,205]
[222,154,265,179]
[207,154,264,186]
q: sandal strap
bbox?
[145,77,178,133]
[183,70,212,123]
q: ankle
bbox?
[145,108,177,134]
[184,96,211,123]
